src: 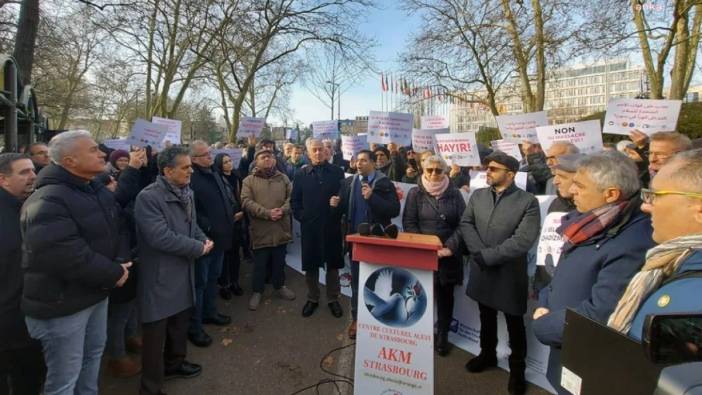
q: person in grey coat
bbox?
[135,146,213,395]
[460,151,541,395]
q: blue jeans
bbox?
[25,298,108,395]
[190,249,224,333]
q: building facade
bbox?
[451,60,647,131]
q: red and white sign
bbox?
[434,132,480,167]
[420,115,449,130]
[536,120,604,154]
[496,111,549,143]
[367,111,413,146]
[603,98,682,136]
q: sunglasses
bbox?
[424,168,443,175]
[486,166,510,173]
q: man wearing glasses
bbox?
[532,151,655,394]
[629,130,692,185]
[27,142,50,174]
[608,148,702,340]
[460,151,540,395]
[187,141,235,347]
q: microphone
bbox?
[360,175,368,185]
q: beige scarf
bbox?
[607,234,702,333]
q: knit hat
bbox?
[483,151,519,173]
[108,149,129,167]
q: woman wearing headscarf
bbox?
[213,153,245,298]
[402,154,466,356]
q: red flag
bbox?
[380,73,386,91]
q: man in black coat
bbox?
[21,130,131,394]
[292,138,345,318]
[459,151,541,395]
[187,141,234,347]
[0,153,45,395]
[330,149,400,338]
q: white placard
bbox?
[496,111,549,143]
[468,170,528,191]
[341,135,368,160]
[412,129,445,152]
[536,211,567,270]
[127,119,169,150]
[285,128,298,140]
[152,116,182,145]
[536,120,604,154]
[237,117,266,138]
[490,139,523,161]
[367,111,413,146]
[603,98,682,136]
[211,148,243,168]
[312,120,339,139]
[420,115,449,130]
[561,366,583,395]
[354,262,434,395]
[102,138,131,152]
[434,132,481,167]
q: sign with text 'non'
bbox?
[536,120,603,154]
[367,111,413,146]
[355,263,434,395]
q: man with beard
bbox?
[459,151,540,395]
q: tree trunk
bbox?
[12,0,40,86]
[500,0,535,112]
[531,0,546,111]
[668,2,690,100]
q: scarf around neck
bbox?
[159,175,193,221]
[608,234,702,333]
[421,174,450,197]
[558,199,630,248]
[254,166,277,179]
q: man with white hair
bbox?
[543,141,580,195]
[21,130,131,394]
[532,151,655,394]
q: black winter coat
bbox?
[291,163,345,271]
[337,172,400,234]
[0,188,32,350]
[21,164,127,319]
[190,164,235,251]
[403,182,466,285]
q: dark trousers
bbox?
[435,278,456,335]
[477,303,527,362]
[350,260,360,320]
[141,308,191,395]
[219,242,242,288]
[305,268,340,303]
[0,342,45,395]
[252,245,286,293]
[191,249,224,333]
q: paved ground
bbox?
[101,262,549,395]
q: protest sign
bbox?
[412,128,445,152]
[420,115,449,129]
[536,212,567,271]
[495,111,549,143]
[211,148,243,168]
[367,111,413,146]
[102,138,131,152]
[152,116,182,145]
[354,262,434,395]
[341,135,368,160]
[603,99,682,135]
[434,132,480,167]
[536,120,604,154]
[285,128,298,140]
[312,120,339,139]
[237,117,265,138]
[469,170,527,191]
[490,139,523,161]
[127,119,168,150]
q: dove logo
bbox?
[364,268,428,328]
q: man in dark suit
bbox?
[292,138,345,318]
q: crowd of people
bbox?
[0,127,701,395]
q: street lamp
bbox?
[326,80,340,120]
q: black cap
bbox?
[483,151,520,173]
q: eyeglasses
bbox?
[424,168,443,175]
[640,188,702,204]
[486,166,510,173]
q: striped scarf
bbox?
[558,200,629,248]
[607,234,702,333]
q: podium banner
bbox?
[355,262,434,395]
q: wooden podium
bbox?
[346,232,441,395]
